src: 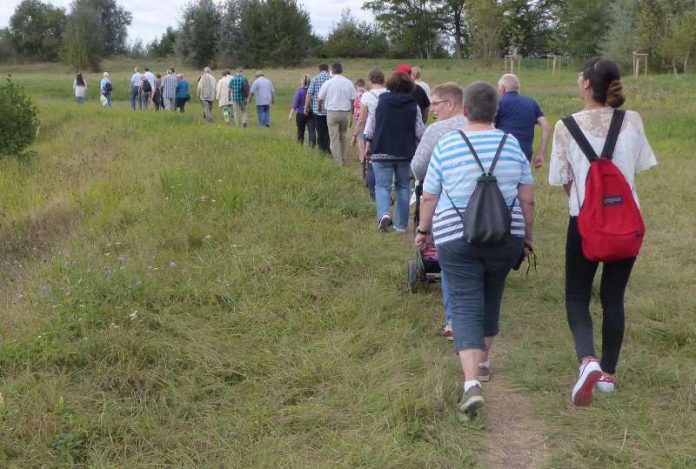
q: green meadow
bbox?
[0,58,694,467]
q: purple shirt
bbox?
[292,87,307,114]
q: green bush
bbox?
[0,76,40,157]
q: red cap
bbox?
[395,63,411,74]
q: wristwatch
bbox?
[416,228,430,235]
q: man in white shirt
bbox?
[216,69,233,124]
[318,63,356,165]
[129,67,142,110]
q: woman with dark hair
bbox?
[415,81,534,416]
[365,71,425,232]
[549,58,657,406]
[73,73,87,105]
[289,74,311,144]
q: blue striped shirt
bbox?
[423,129,532,245]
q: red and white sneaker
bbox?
[596,375,616,393]
[441,322,453,341]
[571,358,602,406]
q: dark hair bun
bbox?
[606,80,625,108]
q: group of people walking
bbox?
[328,59,656,417]
[87,66,274,127]
[75,58,657,419]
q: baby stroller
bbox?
[407,182,442,293]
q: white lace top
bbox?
[549,107,657,216]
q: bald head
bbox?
[498,73,520,93]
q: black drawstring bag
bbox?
[444,132,514,246]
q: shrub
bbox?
[0,76,40,157]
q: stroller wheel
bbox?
[407,260,419,293]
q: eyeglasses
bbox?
[431,99,450,106]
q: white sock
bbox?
[479,360,491,368]
[464,380,481,393]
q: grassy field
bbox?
[0,58,694,467]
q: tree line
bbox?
[1,0,695,73]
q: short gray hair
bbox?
[431,82,464,107]
[498,73,520,92]
[463,81,498,122]
[204,66,211,73]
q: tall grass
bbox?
[0,60,694,467]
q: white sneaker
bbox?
[596,375,616,393]
[571,358,602,406]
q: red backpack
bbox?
[563,110,645,262]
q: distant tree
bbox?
[219,0,312,67]
[148,27,179,58]
[61,0,131,70]
[8,0,67,61]
[466,0,504,60]
[320,9,388,58]
[128,39,146,58]
[69,0,132,55]
[177,0,222,67]
[441,0,467,58]
[364,0,443,59]
[0,28,16,62]
[601,0,696,72]
[62,2,102,71]
[660,10,696,75]
[500,0,562,57]
[555,0,612,59]
[601,0,641,67]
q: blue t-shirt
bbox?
[494,91,544,161]
[176,80,189,99]
[424,129,532,246]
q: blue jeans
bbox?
[441,271,452,324]
[130,86,141,110]
[437,236,523,352]
[256,105,270,126]
[140,91,151,110]
[372,160,411,230]
[366,162,375,200]
[75,96,84,105]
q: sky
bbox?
[0,0,374,44]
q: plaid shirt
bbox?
[308,71,330,116]
[229,74,248,103]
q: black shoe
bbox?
[378,215,392,233]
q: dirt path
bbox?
[480,364,547,469]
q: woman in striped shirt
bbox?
[415,81,535,416]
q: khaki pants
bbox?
[232,101,248,127]
[327,110,351,165]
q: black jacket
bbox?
[371,91,419,161]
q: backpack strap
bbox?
[457,131,508,175]
[600,109,625,159]
[562,116,598,163]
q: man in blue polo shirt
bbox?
[495,74,550,168]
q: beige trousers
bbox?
[327,110,351,165]
[232,101,248,126]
